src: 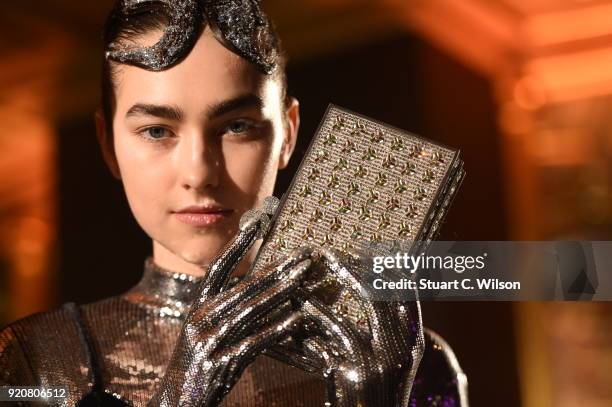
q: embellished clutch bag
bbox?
[251,104,465,371]
[251,104,465,274]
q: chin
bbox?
[176,240,226,266]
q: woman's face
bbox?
[99,28,298,275]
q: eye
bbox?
[226,120,253,135]
[140,126,173,140]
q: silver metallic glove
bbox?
[299,248,425,407]
[149,197,316,407]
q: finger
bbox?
[218,312,305,386]
[316,353,367,407]
[317,247,421,349]
[316,247,372,297]
[198,214,270,303]
[193,308,298,407]
[301,298,368,365]
[263,304,336,373]
[301,301,374,406]
[313,247,378,336]
[317,247,406,302]
[301,334,342,372]
[264,333,341,377]
[241,293,301,340]
[227,311,304,359]
[197,196,279,302]
[190,250,313,329]
[217,259,313,347]
[249,243,316,280]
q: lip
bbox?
[173,205,234,227]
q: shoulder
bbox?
[0,302,131,403]
[0,305,91,370]
[1,295,133,358]
[1,304,90,362]
[2,305,78,347]
[1,305,89,388]
[411,328,469,406]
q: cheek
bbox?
[114,135,173,225]
[222,138,280,199]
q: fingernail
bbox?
[290,246,313,260]
[262,195,280,215]
[239,209,260,231]
[319,247,340,264]
[287,259,312,280]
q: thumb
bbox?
[199,196,280,300]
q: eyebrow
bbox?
[126,104,184,121]
[125,93,264,122]
[206,93,264,119]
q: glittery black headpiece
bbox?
[105,0,279,74]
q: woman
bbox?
[0,1,467,406]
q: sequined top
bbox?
[0,259,467,406]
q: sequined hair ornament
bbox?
[105,0,279,74]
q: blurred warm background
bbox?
[1,1,611,406]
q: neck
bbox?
[151,239,260,278]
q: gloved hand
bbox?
[299,248,425,407]
[148,197,316,407]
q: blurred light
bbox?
[513,75,548,110]
[524,3,612,47]
[14,217,52,279]
[499,101,534,135]
[527,47,612,103]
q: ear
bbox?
[94,109,121,179]
[278,97,300,169]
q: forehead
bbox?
[113,27,274,112]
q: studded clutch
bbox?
[252,104,465,273]
[251,104,465,371]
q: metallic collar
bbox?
[124,258,203,318]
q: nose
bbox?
[177,131,221,192]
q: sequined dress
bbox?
[0,260,467,406]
